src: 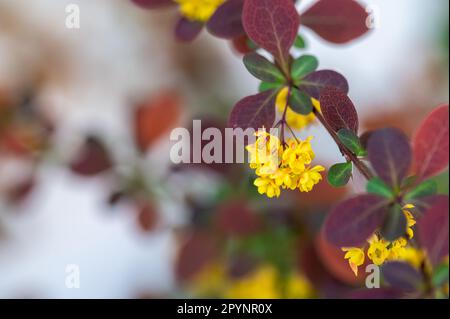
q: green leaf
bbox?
[432,263,449,287]
[327,162,353,187]
[380,204,407,241]
[404,180,438,200]
[337,129,366,156]
[291,55,318,80]
[367,177,395,198]
[243,53,285,83]
[288,88,313,115]
[259,82,283,92]
[294,34,306,49]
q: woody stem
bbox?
[313,108,374,180]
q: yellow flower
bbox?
[246,133,325,198]
[403,204,416,239]
[367,234,390,266]
[342,247,365,276]
[254,177,281,198]
[285,273,314,299]
[276,87,320,130]
[298,165,325,192]
[224,266,281,299]
[175,0,225,22]
[401,247,425,269]
[388,237,408,260]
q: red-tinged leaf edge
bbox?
[413,104,449,180]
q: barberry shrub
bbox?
[132,0,449,298]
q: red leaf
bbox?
[367,128,412,188]
[324,194,388,247]
[215,200,262,236]
[319,87,358,133]
[231,34,255,55]
[418,195,449,266]
[130,0,174,9]
[413,104,449,180]
[175,231,218,282]
[134,91,182,152]
[70,136,112,176]
[207,0,245,39]
[300,70,349,100]
[175,17,204,42]
[136,202,158,232]
[301,0,369,44]
[229,89,277,130]
[242,0,299,60]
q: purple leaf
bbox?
[319,87,359,134]
[382,262,423,292]
[301,0,370,44]
[229,90,277,130]
[300,70,349,100]
[418,195,449,266]
[175,17,204,42]
[242,0,300,61]
[324,194,388,247]
[367,128,412,188]
[207,0,245,39]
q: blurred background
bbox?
[0,0,448,298]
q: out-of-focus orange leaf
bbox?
[0,124,46,157]
[315,231,366,286]
[175,231,218,282]
[134,91,182,153]
[215,200,263,236]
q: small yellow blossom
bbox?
[298,166,325,192]
[401,247,425,269]
[276,87,320,130]
[388,237,408,260]
[342,247,365,276]
[403,204,416,239]
[246,132,325,198]
[175,0,225,22]
[367,234,390,266]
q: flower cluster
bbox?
[246,131,325,198]
[342,205,421,276]
[276,87,321,130]
[174,0,225,22]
